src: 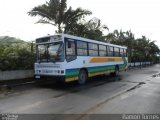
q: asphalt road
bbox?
[0,64,160,116]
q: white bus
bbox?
[35,34,128,84]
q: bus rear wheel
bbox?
[111,66,119,77]
[114,66,119,76]
[78,69,88,85]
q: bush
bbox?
[0,39,36,71]
[0,49,35,71]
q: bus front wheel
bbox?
[78,69,88,85]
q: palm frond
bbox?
[28,0,92,33]
[28,5,53,20]
[36,19,56,26]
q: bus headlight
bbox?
[35,70,40,74]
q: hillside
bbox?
[0,36,30,49]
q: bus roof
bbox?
[37,33,127,49]
[62,34,127,49]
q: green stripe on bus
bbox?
[66,72,79,76]
[66,74,78,78]
[89,67,115,74]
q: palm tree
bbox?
[66,17,108,40]
[28,0,92,33]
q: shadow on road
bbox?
[0,74,123,97]
[37,74,123,92]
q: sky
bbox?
[0,0,160,47]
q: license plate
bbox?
[35,76,40,79]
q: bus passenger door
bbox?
[65,38,77,62]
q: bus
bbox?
[34,34,128,84]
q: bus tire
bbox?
[114,66,119,76]
[111,66,119,77]
[78,69,88,85]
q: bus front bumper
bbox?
[35,75,65,83]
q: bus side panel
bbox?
[88,65,115,77]
[87,57,126,77]
[64,57,84,82]
[65,68,79,82]
[119,57,128,71]
[64,56,128,82]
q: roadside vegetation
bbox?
[0,36,35,71]
[0,0,159,71]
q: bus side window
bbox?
[124,49,127,57]
[66,39,76,62]
[120,48,124,57]
[99,45,107,56]
[109,46,114,57]
[77,41,88,56]
[88,43,98,56]
[114,47,120,57]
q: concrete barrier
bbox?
[0,70,34,81]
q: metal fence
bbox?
[128,62,152,68]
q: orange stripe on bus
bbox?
[90,58,123,63]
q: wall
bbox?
[0,70,34,81]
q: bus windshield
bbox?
[37,42,64,62]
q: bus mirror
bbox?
[68,41,72,48]
[52,58,56,63]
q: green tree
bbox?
[104,33,115,43]
[105,29,160,63]
[28,0,92,33]
[148,41,160,63]
[0,36,36,71]
[107,30,135,62]
[66,17,108,40]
